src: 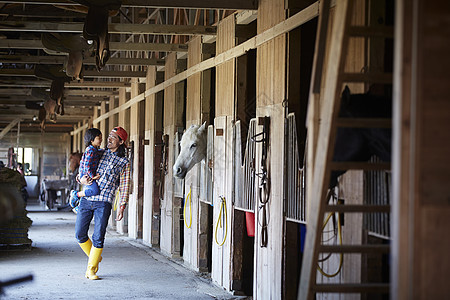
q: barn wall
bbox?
[128,79,145,239]
[211,14,236,291]
[115,87,129,234]
[143,66,161,247]
[392,0,450,299]
[160,52,185,257]
[182,36,202,270]
[254,0,286,298]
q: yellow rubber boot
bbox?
[78,239,93,257]
[78,239,102,272]
[85,247,103,280]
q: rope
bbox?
[184,188,192,228]
[214,196,227,246]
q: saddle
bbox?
[72,0,121,71]
[34,65,72,123]
[41,33,91,80]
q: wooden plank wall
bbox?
[160,52,185,257]
[254,0,286,298]
[160,53,177,256]
[211,14,236,291]
[143,66,159,246]
[116,87,130,234]
[393,0,450,299]
[129,78,145,239]
[183,36,202,270]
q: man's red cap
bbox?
[112,127,128,146]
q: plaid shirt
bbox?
[84,149,130,206]
[79,145,103,179]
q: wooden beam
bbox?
[0,21,216,35]
[0,107,93,116]
[0,39,188,52]
[0,80,130,88]
[0,69,146,78]
[0,55,165,66]
[0,0,258,10]
[0,118,22,139]
[91,2,320,125]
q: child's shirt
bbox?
[79,145,104,179]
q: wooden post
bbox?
[160,52,185,257]
[129,78,145,239]
[253,0,287,298]
[211,14,236,291]
[392,0,450,299]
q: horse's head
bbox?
[173,122,207,179]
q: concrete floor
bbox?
[0,203,243,300]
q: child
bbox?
[70,128,104,213]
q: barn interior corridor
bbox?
[0,198,238,300]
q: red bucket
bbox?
[245,211,255,237]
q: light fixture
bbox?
[32,116,38,121]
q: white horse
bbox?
[173,122,207,179]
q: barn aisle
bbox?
[0,201,238,300]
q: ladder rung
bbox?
[341,72,392,84]
[313,283,390,293]
[336,118,391,128]
[325,204,390,213]
[319,244,390,253]
[330,161,391,171]
[348,26,394,38]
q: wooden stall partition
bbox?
[116,87,129,235]
[128,78,145,239]
[108,95,118,230]
[182,36,206,271]
[99,102,108,150]
[143,66,163,247]
[253,0,286,298]
[392,0,450,299]
[211,14,236,291]
[160,52,185,257]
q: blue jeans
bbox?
[75,199,112,248]
[83,181,100,197]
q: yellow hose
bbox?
[215,196,227,246]
[184,188,192,228]
[317,211,343,278]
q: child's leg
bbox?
[83,181,100,197]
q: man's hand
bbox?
[116,206,125,221]
[79,174,93,185]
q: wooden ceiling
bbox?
[0,0,256,133]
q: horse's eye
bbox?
[190,143,197,149]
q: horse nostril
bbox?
[177,168,182,175]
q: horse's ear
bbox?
[198,121,207,134]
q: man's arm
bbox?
[116,162,131,221]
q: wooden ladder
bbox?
[299,0,392,299]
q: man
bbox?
[74,126,130,280]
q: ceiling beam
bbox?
[0,69,146,78]
[0,98,101,106]
[0,80,130,88]
[0,39,188,52]
[0,21,216,35]
[0,107,93,116]
[0,0,257,10]
[0,55,165,66]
